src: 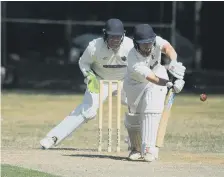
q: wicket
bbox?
[98,80,122,152]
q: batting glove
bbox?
[166,79,185,93]
[168,60,186,80]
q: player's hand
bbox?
[84,71,95,85]
[167,79,185,93]
[84,71,100,93]
[168,60,186,80]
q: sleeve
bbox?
[156,36,170,50]
[128,52,153,79]
[133,63,153,79]
[78,41,96,77]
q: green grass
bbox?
[1,164,60,177]
[1,90,224,153]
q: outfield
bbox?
[1,164,59,177]
[1,90,224,177]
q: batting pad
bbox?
[124,113,141,152]
[140,113,161,154]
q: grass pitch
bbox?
[1,90,224,153]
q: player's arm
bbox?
[78,42,95,77]
[133,63,184,92]
[157,36,186,80]
[146,72,169,86]
[156,36,177,61]
[145,69,185,93]
[161,43,177,61]
[79,41,100,93]
[133,64,169,86]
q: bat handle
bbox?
[168,73,175,82]
[167,74,178,92]
[168,72,178,85]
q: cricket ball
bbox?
[200,94,207,102]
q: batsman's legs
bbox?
[140,113,161,161]
[124,112,162,162]
[124,65,168,161]
[138,66,168,162]
[124,112,142,160]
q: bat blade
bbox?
[156,88,175,148]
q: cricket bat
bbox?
[156,83,176,148]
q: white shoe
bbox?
[128,151,142,161]
[150,147,159,159]
[40,136,57,149]
[143,153,156,162]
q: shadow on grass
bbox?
[50,147,97,152]
[64,154,128,161]
[65,153,147,163]
[34,147,145,162]
[34,147,97,152]
[63,153,145,162]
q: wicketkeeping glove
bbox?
[84,71,100,93]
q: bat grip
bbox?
[168,72,177,84]
[167,74,177,90]
[169,75,173,82]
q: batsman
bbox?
[40,18,133,149]
[123,24,186,162]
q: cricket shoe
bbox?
[40,136,57,149]
[143,153,156,162]
[128,150,142,161]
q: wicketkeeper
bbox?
[40,18,134,149]
[123,24,186,162]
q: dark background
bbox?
[1,1,224,93]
